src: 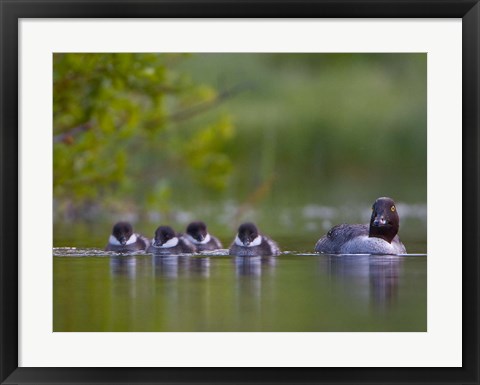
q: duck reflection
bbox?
[153,255,210,279]
[233,256,277,326]
[153,255,180,278]
[188,257,211,277]
[234,256,277,277]
[110,255,151,280]
[325,255,402,310]
[369,256,401,309]
[109,255,154,305]
[151,255,212,330]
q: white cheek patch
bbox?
[152,237,179,248]
[186,233,211,244]
[249,235,262,247]
[234,235,244,246]
[109,234,137,246]
[234,235,262,247]
[109,235,122,246]
[125,234,138,245]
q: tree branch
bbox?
[168,82,253,122]
[53,122,92,144]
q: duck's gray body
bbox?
[315,223,406,255]
[229,236,280,257]
[148,237,195,255]
[192,236,223,252]
[315,197,407,255]
[148,225,196,255]
[185,221,223,252]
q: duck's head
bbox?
[153,226,177,247]
[369,197,400,243]
[236,222,260,246]
[112,221,134,246]
[186,221,208,242]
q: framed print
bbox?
[1,1,479,384]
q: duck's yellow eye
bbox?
[391,206,396,212]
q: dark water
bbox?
[53,245,426,332]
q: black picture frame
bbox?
[1,1,478,384]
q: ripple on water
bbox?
[52,247,233,258]
[53,247,426,258]
[52,247,148,257]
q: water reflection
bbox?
[109,256,155,329]
[110,255,153,279]
[54,252,426,331]
[151,255,212,331]
[233,256,277,300]
[153,255,180,278]
[233,256,277,329]
[325,255,402,310]
[188,257,210,277]
[153,255,210,278]
[234,256,277,277]
[369,257,401,309]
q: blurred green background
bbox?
[53,53,427,252]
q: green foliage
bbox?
[54,53,427,227]
[178,53,427,205]
[53,53,235,216]
[183,116,234,191]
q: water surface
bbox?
[53,246,426,332]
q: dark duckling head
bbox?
[237,222,260,246]
[369,197,400,243]
[153,226,177,247]
[186,221,208,242]
[112,221,134,246]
